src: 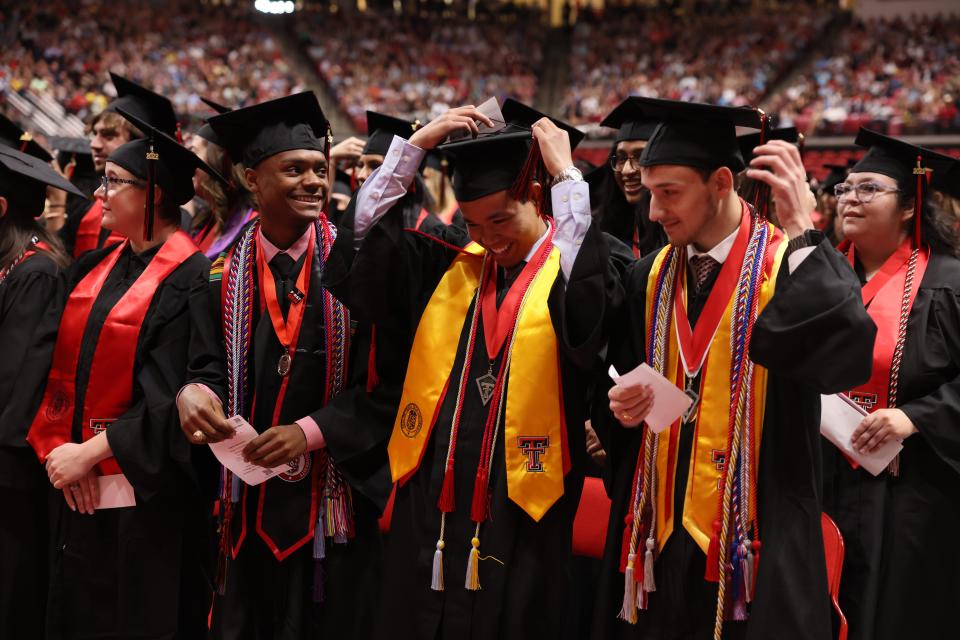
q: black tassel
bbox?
[751,111,771,221]
[144,140,158,241]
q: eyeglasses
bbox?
[100,175,145,194]
[610,153,643,172]
[833,182,900,203]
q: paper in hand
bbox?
[609,364,693,433]
[820,394,903,476]
[96,474,136,509]
[445,96,505,142]
[208,415,286,486]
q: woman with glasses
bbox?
[825,128,960,640]
[0,147,83,638]
[22,110,225,640]
[590,99,667,259]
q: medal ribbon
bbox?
[255,229,315,382]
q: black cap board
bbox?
[195,98,233,147]
[736,126,800,164]
[207,92,331,169]
[111,107,227,206]
[363,111,420,157]
[599,98,661,143]
[0,113,53,163]
[439,101,584,203]
[852,128,957,195]
[104,72,178,139]
[621,98,763,172]
[0,145,86,218]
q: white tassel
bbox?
[743,539,754,603]
[643,538,656,593]
[431,540,445,591]
[618,554,638,624]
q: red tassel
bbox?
[705,519,721,582]
[469,468,489,522]
[366,325,380,392]
[437,462,455,513]
[619,515,634,572]
[176,122,183,145]
[752,539,761,589]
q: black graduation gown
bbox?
[823,249,960,640]
[0,251,61,638]
[17,242,213,640]
[185,225,398,640]
[322,199,633,640]
[592,240,876,640]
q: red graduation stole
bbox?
[28,231,198,475]
[844,238,929,412]
[73,200,125,257]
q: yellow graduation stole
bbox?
[387,241,569,523]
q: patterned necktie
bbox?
[689,254,720,293]
[270,252,297,316]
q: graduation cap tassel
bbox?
[144,140,159,241]
[175,122,183,145]
[913,154,926,248]
[366,325,380,392]
[752,112,771,222]
[439,157,449,212]
[509,141,548,216]
[324,127,333,218]
[65,156,77,182]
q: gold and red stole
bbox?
[74,200,125,257]
[843,238,928,413]
[387,226,570,591]
[618,204,787,627]
[28,232,198,475]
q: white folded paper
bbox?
[609,364,693,433]
[96,474,136,509]
[820,393,903,476]
[208,416,286,485]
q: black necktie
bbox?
[270,253,297,317]
[496,261,527,308]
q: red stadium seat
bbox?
[573,477,611,559]
[821,513,848,640]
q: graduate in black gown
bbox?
[590,98,875,640]
[356,110,446,234]
[22,111,223,640]
[0,146,84,639]
[590,98,668,259]
[823,129,960,640]
[176,92,397,640]
[63,73,178,258]
[322,101,633,640]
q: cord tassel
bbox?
[618,553,638,624]
[431,539,445,591]
[465,536,481,591]
[470,468,490,523]
[705,519,722,582]
[743,539,755,603]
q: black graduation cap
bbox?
[0,145,85,218]
[439,100,584,203]
[207,92,331,169]
[820,163,850,194]
[852,128,957,245]
[620,98,763,172]
[48,136,95,181]
[111,107,227,241]
[0,113,53,163]
[195,98,233,147]
[851,128,956,194]
[599,98,661,143]
[501,98,586,149]
[736,126,799,164]
[363,111,420,157]
[104,73,178,139]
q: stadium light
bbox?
[254,0,296,14]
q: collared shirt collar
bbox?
[258,225,312,263]
[686,223,738,265]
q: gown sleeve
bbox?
[107,259,212,502]
[898,287,960,477]
[750,240,877,393]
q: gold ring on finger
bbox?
[192,430,205,442]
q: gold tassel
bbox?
[465,536,481,591]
